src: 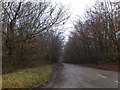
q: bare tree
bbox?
[63,0,119,64]
[2,1,70,73]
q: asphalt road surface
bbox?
[47,63,119,88]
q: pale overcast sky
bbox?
[51,0,96,17]
[51,0,96,41]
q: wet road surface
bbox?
[47,63,119,88]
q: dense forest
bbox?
[2,1,120,74]
[63,1,120,64]
[2,1,70,73]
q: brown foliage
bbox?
[63,1,120,65]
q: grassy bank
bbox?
[2,64,52,88]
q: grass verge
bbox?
[2,64,52,88]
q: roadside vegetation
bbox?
[2,1,70,88]
[3,64,52,88]
[63,0,120,71]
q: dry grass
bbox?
[2,64,52,88]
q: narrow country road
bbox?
[47,63,119,88]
